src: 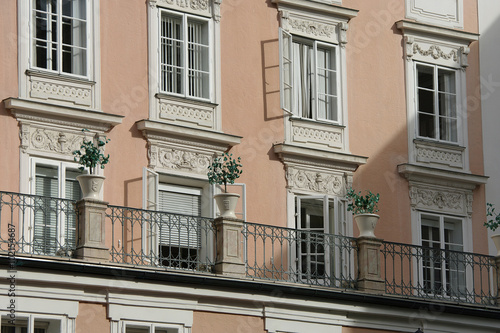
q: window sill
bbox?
[155,93,218,108]
[289,116,345,129]
[26,69,94,85]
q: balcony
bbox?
[0,190,498,309]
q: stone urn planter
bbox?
[491,234,500,256]
[77,174,105,200]
[214,193,240,219]
[354,213,380,238]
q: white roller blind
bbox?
[158,185,201,248]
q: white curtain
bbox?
[292,42,313,118]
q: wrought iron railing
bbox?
[0,191,77,257]
[382,240,497,305]
[243,222,357,289]
[107,205,216,272]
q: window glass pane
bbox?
[417,65,434,89]
[418,113,435,138]
[161,13,184,94]
[316,46,337,122]
[34,318,60,333]
[126,327,149,333]
[438,93,456,118]
[187,18,209,98]
[417,89,434,114]
[438,69,456,94]
[292,41,313,118]
[280,29,292,113]
[439,117,457,142]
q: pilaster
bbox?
[356,236,385,294]
[74,199,110,262]
[214,217,245,277]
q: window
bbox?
[415,63,458,143]
[294,196,348,286]
[160,10,210,100]
[280,29,340,123]
[30,159,82,256]
[1,316,61,333]
[142,168,213,270]
[123,322,181,333]
[32,0,88,76]
[420,213,466,297]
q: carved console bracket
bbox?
[137,119,241,178]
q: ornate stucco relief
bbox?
[286,165,345,196]
[29,76,93,107]
[158,100,214,129]
[148,143,212,176]
[409,184,471,216]
[289,18,335,38]
[19,124,90,157]
[156,0,216,18]
[413,44,458,62]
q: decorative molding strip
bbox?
[413,44,458,62]
[409,184,470,216]
[156,0,212,17]
[291,120,343,149]
[30,77,93,107]
[158,101,214,129]
[415,142,464,169]
[286,166,344,196]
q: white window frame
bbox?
[414,62,460,144]
[121,321,183,333]
[1,313,73,333]
[142,168,215,268]
[28,157,83,255]
[280,28,342,125]
[417,211,470,299]
[29,0,90,78]
[158,9,213,102]
[290,194,350,286]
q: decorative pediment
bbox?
[286,166,345,196]
[405,0,463,29]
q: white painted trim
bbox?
[405,0,464,29]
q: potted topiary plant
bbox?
[73,129,110,200]
[346,188,380,238]
[207,152,243,218]
[485,203,500,256]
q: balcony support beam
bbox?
[74,199,110,262]
[356,236,385,294]
[214,217,245,277]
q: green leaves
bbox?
[72,129,110,174]
[346,187,380,215]
[485,202,500,231]
[207,153,243,193]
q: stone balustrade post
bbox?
[214,217,245,277]
[74,199,110,262]
[356,236,385,294]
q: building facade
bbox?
[0,0,499,332]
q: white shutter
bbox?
[34,165,59,254]
[142,167,159,211]
[279,27,293,114]
[63,167,81,249]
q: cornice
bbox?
[274,143,367,172]
[272,0,358,19]
[136,119,241,148]
[4,98,123,131]
[398,163,488,190]
[396,20,479,43]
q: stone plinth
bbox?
[74,199,110,262]
[214,217,245,277]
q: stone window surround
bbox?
[147,0,223,132]
[398,20,479,173]
[17,0,101,110]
